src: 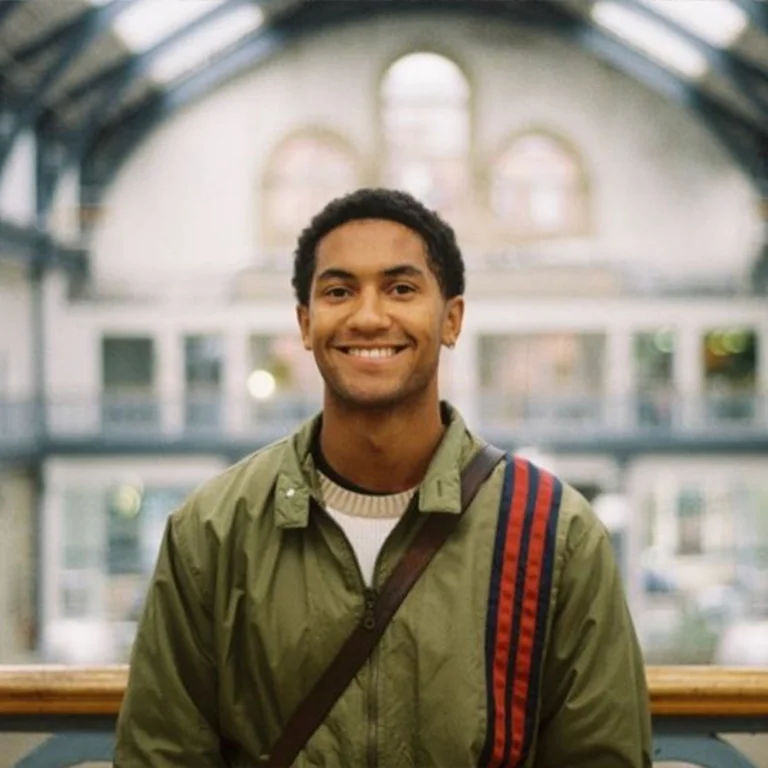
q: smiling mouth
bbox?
[338,346,408,359]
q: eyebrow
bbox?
[315,264,426,283]
[383,265,426,280]
[316,268,355,283]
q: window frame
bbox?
[260,127,362,251]
[488,128,592,242]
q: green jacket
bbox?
[115,406,652,767]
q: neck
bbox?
[319,392,445,493]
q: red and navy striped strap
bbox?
[479,455,563,768]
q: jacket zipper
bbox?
[364,586,379,768]
[320,503,417,768]
[322,514,381,767]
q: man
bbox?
[115,188,652,766]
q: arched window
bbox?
[381,52,470,216]
[491,133,587,238]
[264,131,359,244]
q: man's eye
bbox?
[391,284,415,296]
[325,287,350,298]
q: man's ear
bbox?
[296,304,312,350]
[442,295,465,348]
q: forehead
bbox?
[315,219,430,274]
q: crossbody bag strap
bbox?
[263,443,507,768]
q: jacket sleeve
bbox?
[534,495,653,768]
[114,510,225,767]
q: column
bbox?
[673,324,704,431]
[605,326,635,433]
[223,330,248,438]
[156,328,183,436]
[757,193,768,427]
[757,292,768,427]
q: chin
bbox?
[331,381,436,413]
[329,386,409,411]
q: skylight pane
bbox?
[114,0,225,53]
[637,0,747,48]
[592,1,708,79]
[148,5,263,84]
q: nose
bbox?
[347,286,392,334]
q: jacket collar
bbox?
[273,402,475,529]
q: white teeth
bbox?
[348,348,398,358]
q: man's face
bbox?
[297,218,464,411]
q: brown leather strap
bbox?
[263,443,506,768]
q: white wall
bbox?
[91,14,761,288]
[0,267,32,398]
[0,130,36,225]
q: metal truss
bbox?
[733,0,768,34]
[615,0,768,121]
[0,0,763,225]
[0,0,22,30]
[78,0,768,199]
[54,0,251,163]
[0,0,139,177]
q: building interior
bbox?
[0,0,766,680]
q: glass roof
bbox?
[636,0,748,49]
[148,5,264,84]
[78,0,760,103]
[592,1,708,79]
[112,0,225,53]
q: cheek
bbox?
[304,311,335,349]
[400,301,442,329]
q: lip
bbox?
[333,344,409,353]
[332,345,409,364]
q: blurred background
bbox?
[0,0,767,670]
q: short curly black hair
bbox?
[292,188,465,306]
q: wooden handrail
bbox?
[647,666,768,716]
[0,666,767,718]
[0,666,127,716]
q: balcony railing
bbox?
[0,666,766,766]
[477,390,768,436]
[2,392,767,458]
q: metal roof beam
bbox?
[83,0,768,194]
[52,0,250,111]
[616,0,768,122]
[733,0,768,34]
[538,0,768,177]
[54,0,252,164]
[13,0,125,64]
[13,9,91,64]
[0,0,23,31]
[82,0,503,183]
[35,118,64,222]
[0,0,134,178]
[83,25,287,187]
